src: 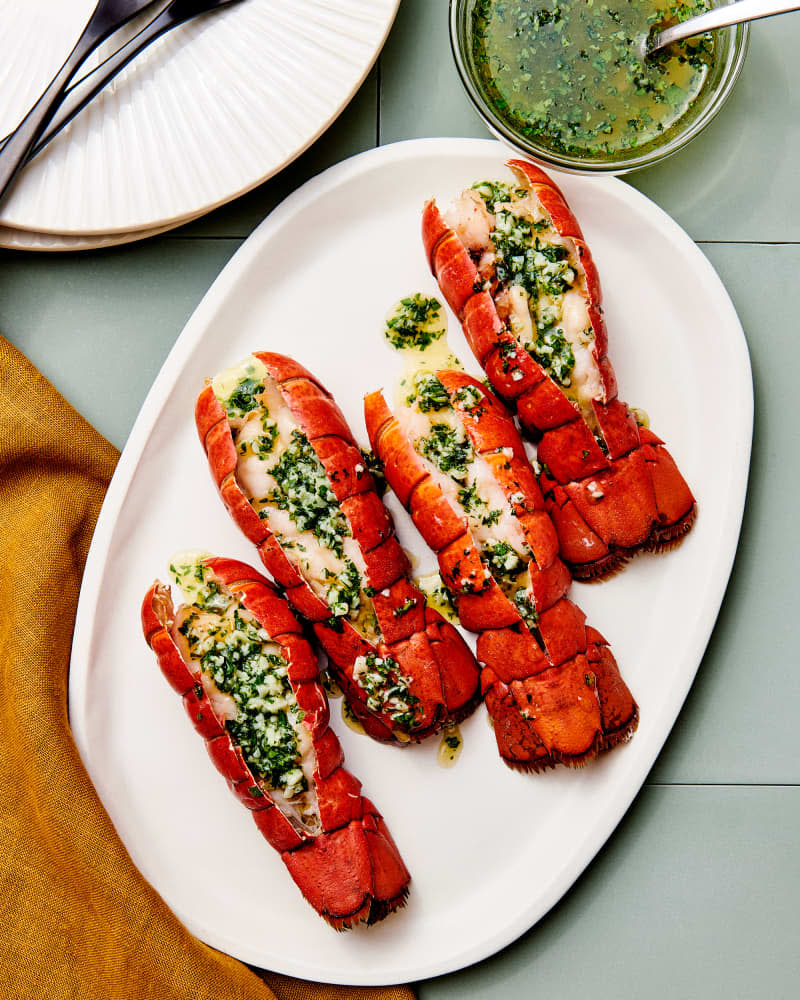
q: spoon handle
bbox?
[652,0,800,51]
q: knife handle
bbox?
[0,0,160,208]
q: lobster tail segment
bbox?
[364,372,638,772]
[422,161,696,579]
[195,352,481,744]
[141,555,410,928]
[282,806,410,930]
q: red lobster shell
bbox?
[196,352,480,743]
[365,373,638,771]
[422,159,696,579]
[141,556,410,928]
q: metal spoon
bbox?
[644,0,800,59]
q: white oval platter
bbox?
[69,138,752,985]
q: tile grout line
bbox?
[646,781,799,787]
[154,233,800,245]
[376,55,382,147]
[696,240,800,246]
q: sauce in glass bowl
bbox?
[469,0,717,162]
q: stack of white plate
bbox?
[0,0,400,251]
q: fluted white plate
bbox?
[0,0,399,236]
[0,222,182,251]
[69,140,752,984]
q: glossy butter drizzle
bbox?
[437,724,463,768]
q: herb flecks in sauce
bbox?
[418,423,474,482]
[171,557,311,806]
[415,571,460,623]
[216,359,372,637]
[492,208,575,299]
[407,382,538,624]
[341,697,367,735]
[453,383,485,412]
[385,294,445,351]
[483,538,524,577]
[530,323,575,387]
[322,559,362,618]
[456,180,601,413]
[383,293,463,418]
[352,652,421,730]
[406,371,451,413]
[267,430,351,558]
[321,669,343,699]
[212,356,271,419]
[514,585,540,629]
[222,377,265,419]
[470,0,716,160]
[437,724,464,768]
[170,554,229,613]
[472,179,517,210]
[238,421,280,460]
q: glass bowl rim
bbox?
[449,0,750,174]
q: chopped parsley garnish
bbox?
[407,371,451,413]
[385,294,443,351]
[416,574,459,621]
[492,209,576,299]
[323,559,362,618]
[266,430,351,557]
[457,481,487,515]
[527,326,575,386]
[180,594,307,799]
[239,424,279,459]
[495,337,519,374]
[221,377,264,419]
[483,539,523,578]
[514,588,539,629]
[473,198,578,386]
[170,560,232,613]
[393,596,417,618]
[353,652,420,729]
[471,179,515,210]
[453,384,484,411]
[418,423,474,482]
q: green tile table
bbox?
[2,2,798,996]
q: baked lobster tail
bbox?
[422,159,696,579]
[196,352,480,744]
[365,372,638,771]
[141,554,410,928]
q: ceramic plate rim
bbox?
[0,0,401,237]
[0,218,191,251]
[69,137,753,984]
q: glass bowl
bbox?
[450,0,750,175]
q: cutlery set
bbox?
[0,0,239,210]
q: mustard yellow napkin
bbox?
[0,335,416,1000]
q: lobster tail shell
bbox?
[197,354,481,742]
[141,557,410,927]
[422,162,696,579]
[365,378,638,772]
[282,808,409,930]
